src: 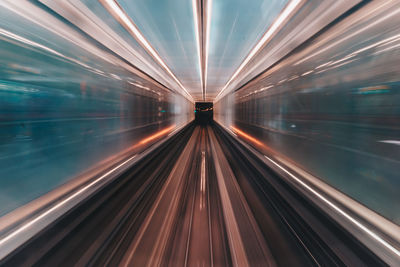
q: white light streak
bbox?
[264,155,400,258]
[294,4,400,66]
[192,0,203,99]
[102,0,194,101]
[128,81,150,91]
[260,85,273,91]
[215,0,302,100]
[379,140,400,146]
[204,0,213,100]
[277,78,287,84]
[287,75,299,81]
[301,70,314,76]
[349,33,400,57]
[315,61,333,69]
[0,155,137,255]
[374,43,400,55]
[0,28,100,74]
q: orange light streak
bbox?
[231,126,265,147]
[138,125,176,145]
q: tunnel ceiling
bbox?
[116,0,288,101]
[35,0,290,102]
[19,0,360,103]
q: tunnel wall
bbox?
[0,9,193,216]
[215,1,400,224]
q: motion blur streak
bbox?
[0,0,194,217]
[1,0,400,265]
[1,0,122,68]
[264,155,400,258]
[0,154,137,256]
[216,0,400,226]
[204,0,212,98]
[294,1,400,66]
[215,0,302,100]
[138,125,176,145]
[231,126,265,148]
[100,0,194,101]
[192,0,203,98]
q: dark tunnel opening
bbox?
[195,102,213,124]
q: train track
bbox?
[1,123,386,266]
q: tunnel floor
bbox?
[2,123,385,266]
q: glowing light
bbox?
[231,126,265,147]
[204,0,212,100]
[138,125,175,145]
[200,151,206,209]
[301,70,313,76]
[0,154,137,257]
[360,85,389,92]
[216,0,302,101]
[0,28,92,71]
[294,4,400,66]
[379,140,400,146]
[128,81,150,91]
[264,155,400,258]
[100,0,194,101]
[0,124,178,257]
[192,0,203,99]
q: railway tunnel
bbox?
[0,0,399,265]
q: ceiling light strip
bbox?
[215,0,302,101]
[204,0,212,101]
[101,0,194,101]
[192,0,204,100]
